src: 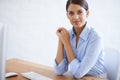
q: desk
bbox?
[6,58,75,80]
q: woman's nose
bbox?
[73,15,79,19]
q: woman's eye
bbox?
[78,10,83,14]
[69,12,74,16]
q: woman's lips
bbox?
[73,21,80,25]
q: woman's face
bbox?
[67,4,89,28]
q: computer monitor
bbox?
[0,23,7,80]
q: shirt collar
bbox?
[71,27,76,39]
[71,23,91,41]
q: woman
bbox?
[54,0,108,80]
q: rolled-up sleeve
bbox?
[69,37,103,78]
[54,58,68,75]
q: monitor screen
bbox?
[0,23,7,80]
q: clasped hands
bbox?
[56,27,70,45]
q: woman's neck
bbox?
[74,26,84,36]
[74,23,86,36]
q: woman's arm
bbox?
[55,40,64,65]
[63,40,75,63]
[54,28,69,75]
[56,28,75,63]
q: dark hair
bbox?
[66,0,89,11]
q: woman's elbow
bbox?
[54,69,64,75]
[73,72,84,79]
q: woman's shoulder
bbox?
[88,26,103,42]
[68,27,75,36]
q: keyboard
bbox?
[21,71,52,80]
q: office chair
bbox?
[104,48,120,80]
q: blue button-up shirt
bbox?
[54,24,106,78]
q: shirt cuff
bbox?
[69,59,80,75]
[54,59,68,75]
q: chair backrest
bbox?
[104,48,120,80]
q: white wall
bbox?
[87,0,120,51]
[0,0,120,67]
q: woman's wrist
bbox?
[63,40,70,47]
[58,39,63,45]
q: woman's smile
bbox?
[73,21,81,25]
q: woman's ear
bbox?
[86,11,90,18]
[66,12,69,19]
[66,13,69,19]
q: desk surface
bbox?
[6,58,75,80]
